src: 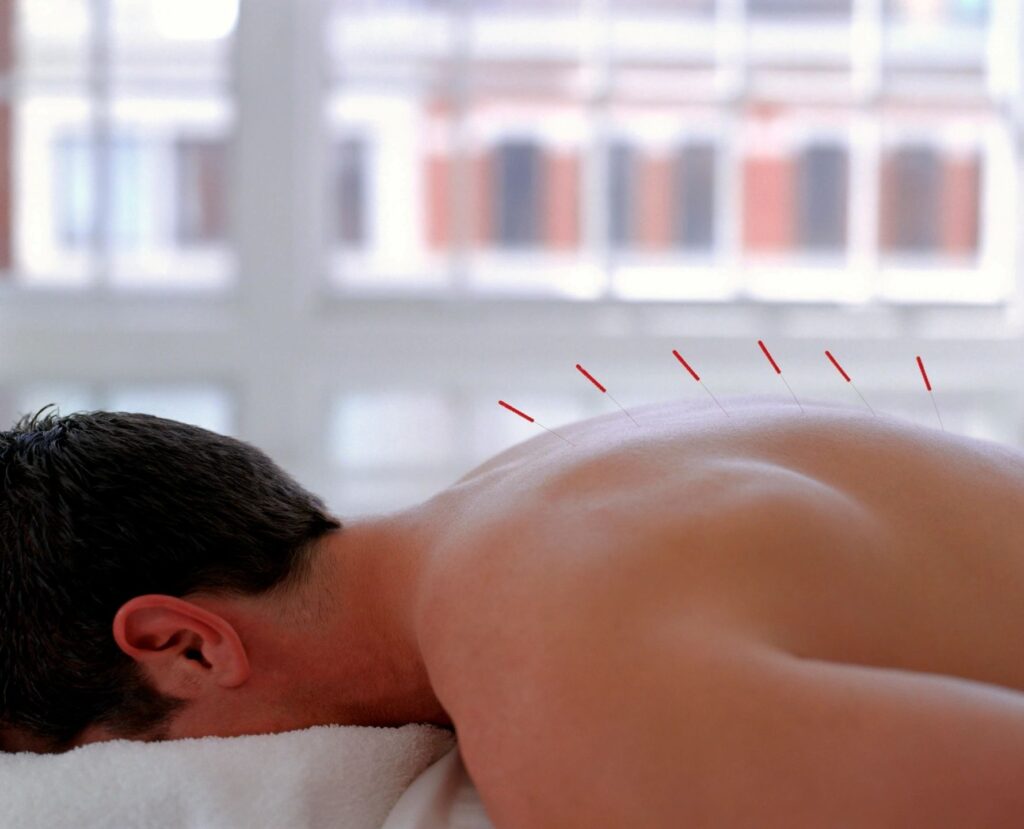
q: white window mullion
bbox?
[232,0,328,473]
[1005,0,1024,328]
[89,0,112,290]
[717,0,746,299]
[580,0,612,298]
[448,0,472,295]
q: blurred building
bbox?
[0,0,1006,301]
[326,0,1002,302]
[0,0,235,287]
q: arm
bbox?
[447,607,1024,829]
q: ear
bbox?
[112,595,250,698]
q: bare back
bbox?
[414,397,1024,827]
[424,396,1024,698]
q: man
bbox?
[1,398,1023,827]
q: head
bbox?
[0,405,342,753]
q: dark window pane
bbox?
[495,140,541,247]
[176,139,228,245]
[674,143,716,250]
[798,143,847,251]
[607,142,633,249]
[882,146,940,253]
[335,137,367,246]
[748,0,851,17]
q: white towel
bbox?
[0,723,455,829]
[381,748,494,829]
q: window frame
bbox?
[0,0,1022,517]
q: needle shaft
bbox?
[929,390,945,431]
[606,391,640,428]
[779,374,804,413]
[701,382,730,416]
[851,382,876,416]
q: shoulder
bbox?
[417,449,874,698]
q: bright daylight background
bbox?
[0,0,1020,516]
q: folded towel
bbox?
[0,723,455,829]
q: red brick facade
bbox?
[743,156,796,253]
[544,152,579,250]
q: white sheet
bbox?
[0,723,455,829]
[382,747,494,829]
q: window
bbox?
[5,383,233,438]
[8,0,236,288]
[674,143,716,251]
[1,2,1021,523]
[53,132,228,253]
[494,140,542,248]
[53,133,151,253]
[608,142,634,249]
[609,141,717,253]
[54,134,95,249]
[176,138,228,246]
[882,146,941,254]
[797,144,847,252]
[329,390,454,469]
[315,0,1020,511]
[879,143,981,262]
[105,385,233,435]
[326,0,1011,302]
[334,136,368,247]
[108,135,144,250]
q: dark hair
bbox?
[0,405,341,751]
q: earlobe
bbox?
[112,594,250,691]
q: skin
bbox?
[31,397,1024,825]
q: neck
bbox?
[302,505,450,727]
